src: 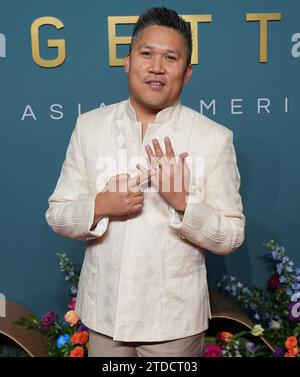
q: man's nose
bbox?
[148,56,165,74]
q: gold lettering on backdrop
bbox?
[108,16,138,66]
[246,13,282,63]
[31,16,66,68]
[108,15,212,66]
[181,15,212,65]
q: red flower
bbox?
[70,346,84,357]
[68,297,77,310]
[284,347,299,357]
[217,331,234,344]
[285,336,298,349]
[204,344,223,357]
[70,331,89,345]
[268,273,279,289]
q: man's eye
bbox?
[166,55,176,61]
[141,51,151,56]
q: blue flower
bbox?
[250,303,258,310]
[276,263,283,274]
[292,283,300,291]
[71,286,77,295]
[56,334,71,348]
[279,275,286,283]
[282,256,289,263]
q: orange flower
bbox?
[70,331,89,345]
[285,336,298,349]
[70,346,84,357]
[64,310,80,326]
[217,331,234,344]
[284,347,299,357]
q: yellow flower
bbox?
[251,324,264,336]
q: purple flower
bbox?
[41,311,57,330]
[273,348,284,357]
[77,323,89,332]
[246,342,256,353]
[288,302,300,321]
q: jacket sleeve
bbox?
[169,131,245,255]
[45,117,109,241]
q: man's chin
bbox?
[141,97,167,112]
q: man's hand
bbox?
[91,170,154,229]
[137,136,190,212]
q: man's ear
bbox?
[124,52,130,74]
[183,64,192,84]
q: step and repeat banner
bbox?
[0,0,299,317]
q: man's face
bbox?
[124,25,192,112]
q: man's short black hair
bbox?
[129,7,192,65]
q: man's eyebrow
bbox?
[137,45,180,55]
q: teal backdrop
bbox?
[0,0,299,318]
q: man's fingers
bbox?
[152,138,164,158]
[164,136,175,159]
[145,144,160,169]
[136,163,148,174]
[135,165,156,185]
[132,195,144,206]
[128,175,142,193]
[178,152,188,169]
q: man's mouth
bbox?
[146,80,165,90]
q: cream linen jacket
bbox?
[45,98,245,342]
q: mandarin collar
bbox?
[125,97,182,124]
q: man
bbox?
[45,7,245,357]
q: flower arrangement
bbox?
[204,240,300,357]
[16,253,89,357]
[203,325,268,357]
[16,240,300,357]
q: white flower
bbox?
[251,324,264,336]
[269,320,281,330]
